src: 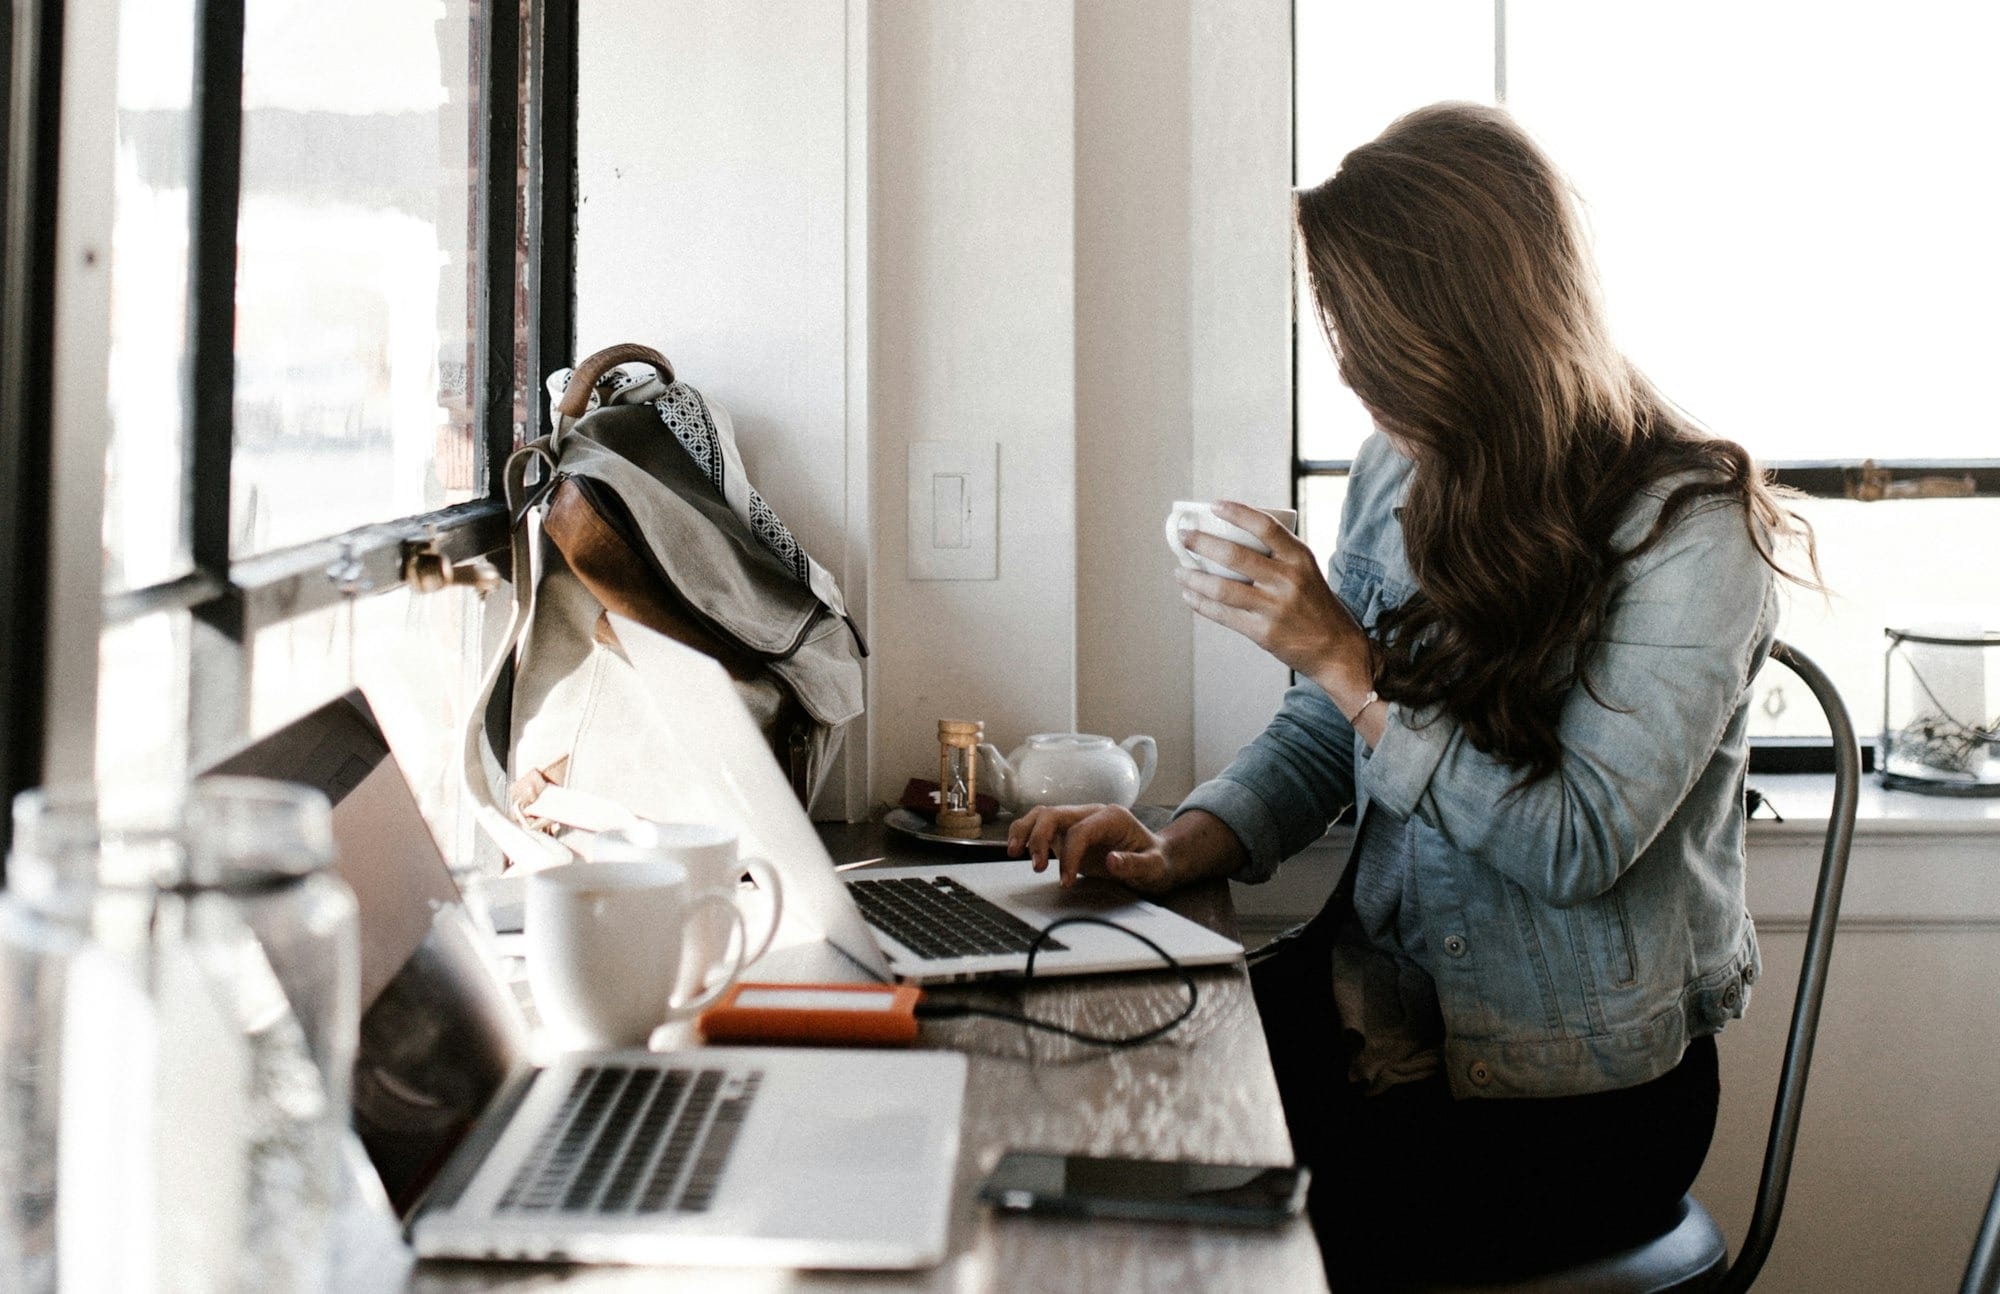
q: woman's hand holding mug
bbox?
[1170,500,1378,732]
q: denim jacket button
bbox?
[1468,1061,1493,1087]
[1723,983,1741,1009]
[1443,934,1468,957]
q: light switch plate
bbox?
[907,441,998,580]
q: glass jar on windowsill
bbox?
[1880,627,2000,797]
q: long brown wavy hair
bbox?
[1295,102,1815,780]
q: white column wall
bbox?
[865,0,1079,804]
[1073,0,1197,798]
[1185,0,1296,786]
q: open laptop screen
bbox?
[207,692,529,1216]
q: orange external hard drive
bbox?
[697,982,924,1046]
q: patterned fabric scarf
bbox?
[544,361,859,639]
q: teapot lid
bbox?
[1026,732,1112,749]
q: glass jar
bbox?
[0,779,358,1293]
[1880,627,2000,795]
[1,787,185,1292]
[180,777,359,1291]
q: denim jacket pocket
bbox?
[1686,956,1755,1033]
[1583,890,1640,988]
[1336,554,1412,630]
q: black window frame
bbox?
[0,0,65,863]
[0,0,580,863]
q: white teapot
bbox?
[976,733,1158,813]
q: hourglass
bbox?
[935,719,985,838]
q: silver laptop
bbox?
[213,694,966,1269]
[602,613,1245,986]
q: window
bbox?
[0,0,580,865]
[1294,1,2000,752]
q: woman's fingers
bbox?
[1210,501,1301,556]
[1007,804,1092,873]
[1052,806,1160,888]
[1175,564,1259,607]
[1176,568,1272,645]
[1177,529,1278,584]
[1023,808,1077,872]
[1007,805,1165,889]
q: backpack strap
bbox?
[459,437,571,872]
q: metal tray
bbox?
[882,806,1019,852]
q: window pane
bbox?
[1506,1,2000,463]
[104,0,197,594]
[1757,497,2000,742]
[1294,1,1493,464]
[98,612,192,786]
[250,582,494,869]
[232,0,483,556]
[1297,473,1349,571]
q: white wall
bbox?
[1073,0,1294,804]
[574,0,854,808]
[577,0,1293,814]
[1074,0,1197,796]
[1695,819,2000,1294]
[866,0,1080,804]
[1184,0,1295,785]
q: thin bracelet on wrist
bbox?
[1345,690,1385,727]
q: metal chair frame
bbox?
[1964,1165,2000,1294]
[1713,640,1860,1292]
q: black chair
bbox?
[1964,1164,2000,1294]
[1418,641,1859,1294]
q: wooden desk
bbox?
[396,820,1326,1293]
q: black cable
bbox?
[912,916,1200,1049]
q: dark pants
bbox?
[1251,927,1720,1291]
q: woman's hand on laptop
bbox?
[1006,805,1176,895]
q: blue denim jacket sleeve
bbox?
[1362,493,1775,908]
[1178,678,1357,883]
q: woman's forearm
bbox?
[1157,809,1252,889]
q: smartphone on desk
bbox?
[979,1150,1309,1227]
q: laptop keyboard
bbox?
[847,875,1068,961]
[497,1064,764,1216]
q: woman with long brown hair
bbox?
[1009,102,1814,1284]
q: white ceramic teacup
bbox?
[526,859,746,1050]
[1165,500,1300,583]
[590,821,784,996]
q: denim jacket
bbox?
[1182,432,1775,1099]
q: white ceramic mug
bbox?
[1164,501,1300,583]
[590,822,785,995]
[526,859,747,1050]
